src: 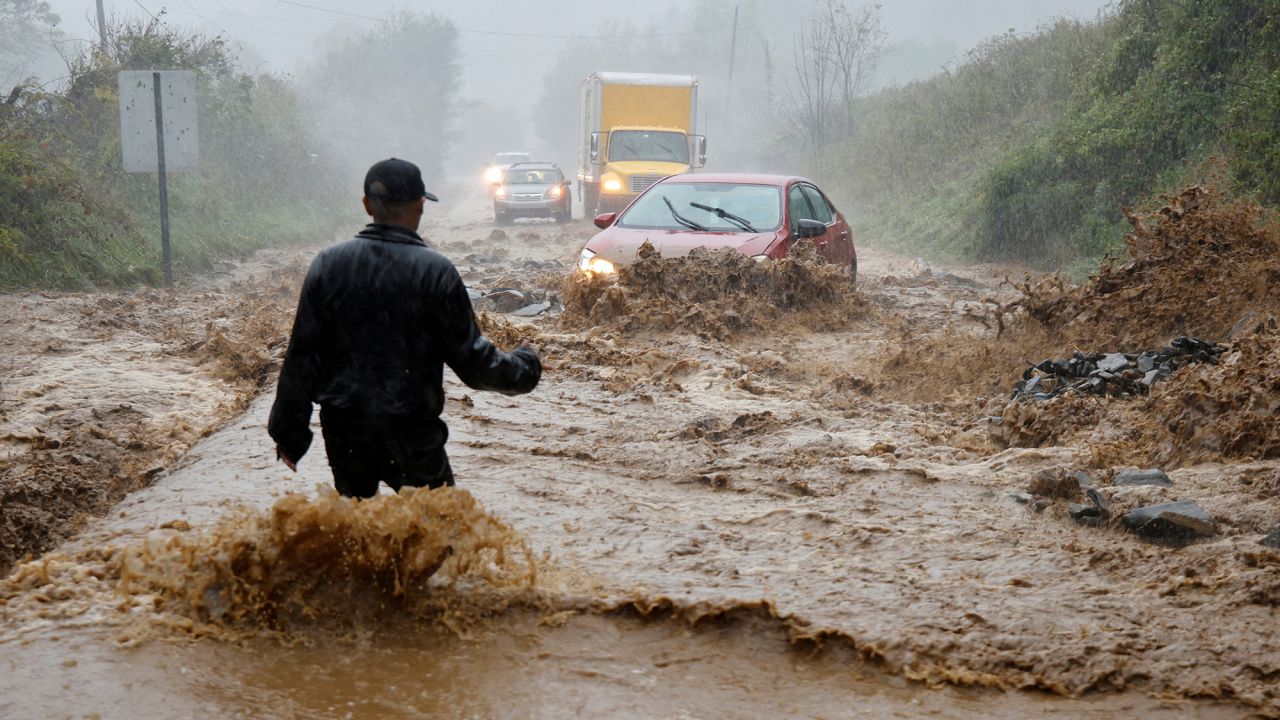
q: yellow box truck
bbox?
[578,72,706,216]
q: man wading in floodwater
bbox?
[268,158,541,497]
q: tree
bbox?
[785,0,885,174]
[0,0,60,91]
[301,11,461,186]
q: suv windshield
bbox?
[608,131,688,163]
[619,183,782,233]
[495,153,532,165]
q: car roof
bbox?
[507,162,559,170]
[660,173,811,187]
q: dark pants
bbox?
[319,407,455,499]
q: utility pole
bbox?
[722,5,739,135]
[95,0,108,55]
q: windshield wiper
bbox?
[662,196,708,231]
[690,202,757,232]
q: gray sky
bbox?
[46,0,1113,104]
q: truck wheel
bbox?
[584,185,600,218]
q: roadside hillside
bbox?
[829,0,1279,272]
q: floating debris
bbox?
[1011,337,1225,401]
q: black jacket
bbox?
[268,223,541,463]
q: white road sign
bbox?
[118,70,199,172]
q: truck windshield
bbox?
[619,183,782,233]
[608,131,688,163]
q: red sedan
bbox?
[576,173,857,282]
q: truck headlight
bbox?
[603,178,624,192]
[577,249,616,275]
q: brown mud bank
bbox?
[0,254,309,573]
[562,240,867,340]
[878,186,1280,468]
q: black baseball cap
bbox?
[363,158,439,203]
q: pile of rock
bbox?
[1019,467,1222,544]
[1012,336,1225,401]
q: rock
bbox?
[484,288,530,313]
[1122,500,1215,541]
[1028,468,1082,500]
[1114,468,1173,487]
[1068,502,1106,527]
[1072,470,1094,489]
[1085,488,1110,514]
[1010,491,1032,504]
[1097,353,1130,373]
[1032,498,1049,513]
[1136,353,1157,373]
[512,302,552,317]
[1262,526,1280,549]
[1141,369,1160,386]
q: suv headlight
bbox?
[602,177,624,192]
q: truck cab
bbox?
[578,73,706,216]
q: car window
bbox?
[801,185,834,224]
[506,168,554,184]
[788,184,815,231]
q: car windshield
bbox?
[608,131,688,163]
[505,168,555,184]
[618,183,782,233]
[495,153,532,165]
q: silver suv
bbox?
[493,163,573,225]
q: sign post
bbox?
[118,70,198,286]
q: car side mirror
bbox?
[593,212,617,229]
[693,135,707,168]
[590,132,602,164]
[796,219,825,239]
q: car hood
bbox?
[503,183,553,193]
[586,227,778,265]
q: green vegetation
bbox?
[0,17,345,290]
[825,0,1280,269]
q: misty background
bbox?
[16,0,1112,184]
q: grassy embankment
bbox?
[0,19,344,290]
[831,0,1280,271]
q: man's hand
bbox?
[276,446,297,472]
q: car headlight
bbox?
[602,178,624,192]
[751,254,771,262]
[485,167,502,183]
[577,249,616,275]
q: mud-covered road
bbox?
[2,193,1276,718]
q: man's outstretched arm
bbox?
[438,269,541,395]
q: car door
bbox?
[787,182,833,258]
[800,184,852,265]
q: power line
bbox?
[272,0,711,39]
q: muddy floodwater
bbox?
[1,195,1273,718]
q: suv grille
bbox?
[630,175,662,193]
